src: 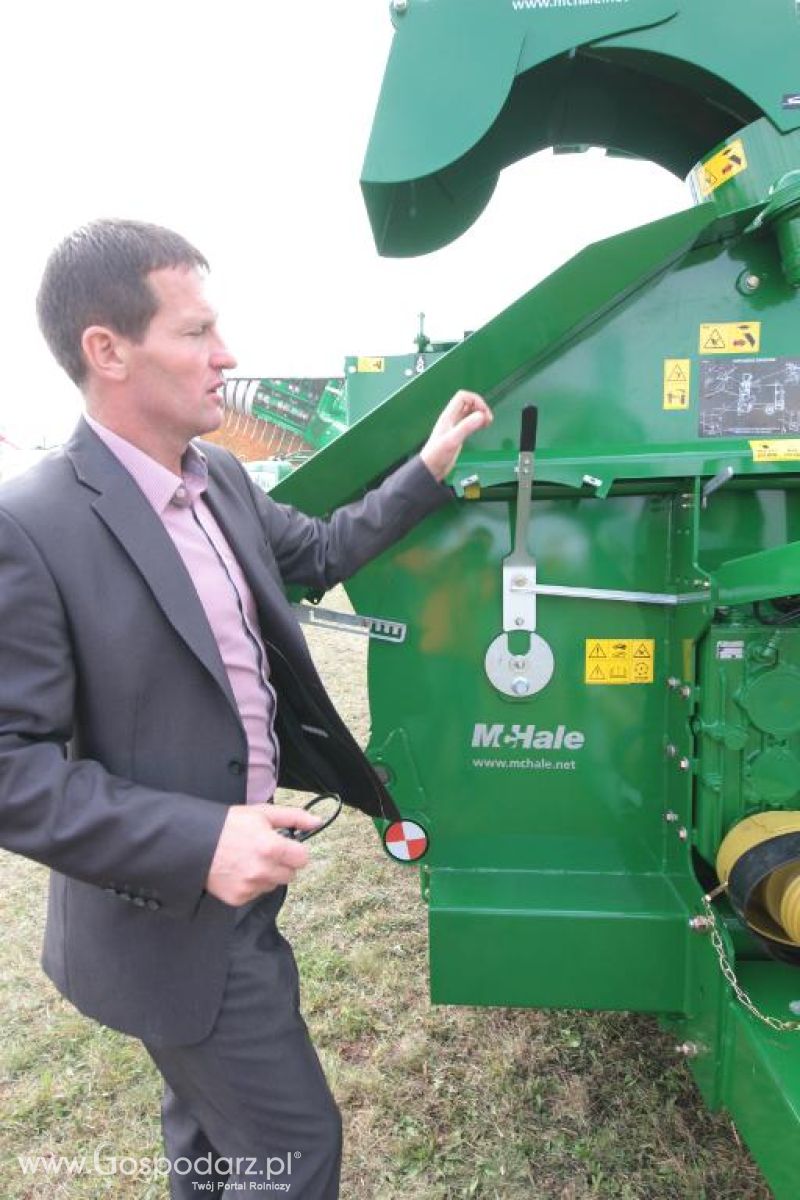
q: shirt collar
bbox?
[84,414,208,514]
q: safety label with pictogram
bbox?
[585,639,655,685]
[663,359,691,410]
[750,439,800,463]
[383,820,429,862]
[693,139,748,198]
[699,322,761,355]
[357,357,385,373]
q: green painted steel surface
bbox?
[272,202,728,513]
[428,869,688,1012]
[273,6,800,1194]
[362,0,800,256]
[695,621,800,863]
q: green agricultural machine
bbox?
[224,318,460,486]
[222,375,347,454]
[274,3,800,1193]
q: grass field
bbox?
[0,590,772,1199]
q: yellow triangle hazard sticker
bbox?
[703,328,726,350]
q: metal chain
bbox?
[701,888,800,1032]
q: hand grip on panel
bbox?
[520,405,538,454]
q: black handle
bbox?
[520,405,538,454]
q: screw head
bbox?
[511,677,530,696]
[667,676,681,690]
[678,826,689,841]
[679,757,691,772]
[665,744,677,759]
[391,0,409,11]
[665,810,679,823]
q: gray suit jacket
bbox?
[0,419,449,1045]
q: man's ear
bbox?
[81,325,130,383]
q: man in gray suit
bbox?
[0,220,491,1197]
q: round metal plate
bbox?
[484,632,555,698]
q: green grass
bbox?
[0,591,773,1198]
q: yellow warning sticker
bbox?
[663,359,691,410]
[694,139,748,198]
[750,439,800,463]
[699,322,761,355]
[357,357,385,373]
[585,639,655,686]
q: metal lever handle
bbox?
[520,405,538,454]
[512,408,537,560]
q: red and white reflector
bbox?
[383,820,429,863]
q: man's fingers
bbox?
[262,804,324,832]
[419,389,491,480]
[449,390,491,420]
[268,833,310,871]
[449,408,492,444]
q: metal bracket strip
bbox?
[292,604,407,643]
[535,584,709,607]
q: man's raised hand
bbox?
[420,389,493,481]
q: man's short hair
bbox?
[37,218,209,386]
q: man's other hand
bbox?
[205,804,322,906]
[420,390,493,481]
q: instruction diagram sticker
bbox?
[750,439,800,463]
[585,640,655,686]
[699,322,761,355]
[693,139,748,198]
[357,357,385,373]
[699,358,800,438]
[383,820,429,863]
[663,359,691,410]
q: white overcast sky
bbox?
[0,1,690,450]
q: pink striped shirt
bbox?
[85,416,278,804]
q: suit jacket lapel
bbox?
[66,422,240,720]
[203,461,296,637]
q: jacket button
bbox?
[146,898,161,912]
[228,759,244,776]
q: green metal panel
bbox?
[428,870,688,1012]
[362,0,800,256]
[682,963,800,1200]
[271,202,732,514]
[695,621,800,866]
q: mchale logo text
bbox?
[471,723,585,751]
